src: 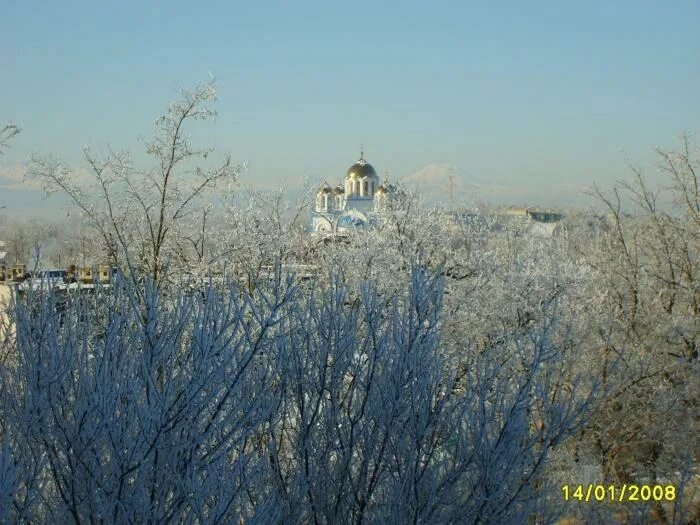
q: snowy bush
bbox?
[0,263,594,523]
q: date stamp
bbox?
[561,484,676,503]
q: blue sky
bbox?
[1,1,698,215]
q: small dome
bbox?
[317,182,332,194]
[333,185,345,195]
[376,182,389,195]
[346,152,378,180]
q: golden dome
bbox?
[346,151,378,180]
[333,185,345,195]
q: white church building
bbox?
[311,151,395,233]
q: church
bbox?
[311,150,395,233]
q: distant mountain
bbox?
[0,161,35,191]
[400,164,480,204]
[401,163,589,208]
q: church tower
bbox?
[311,149,391,233]
[343,148,379,214]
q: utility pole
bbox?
[448,172,455,205]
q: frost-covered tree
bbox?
[0,263,595,523]
[0,122,19,156]
[580,135,699,505]
[30,82,243,286]
[214,184,314,291]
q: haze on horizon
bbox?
[1,1,698,217]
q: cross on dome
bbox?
[358,144,366,165]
